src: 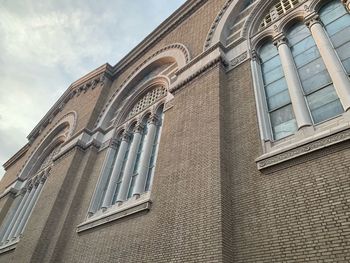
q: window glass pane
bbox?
[301,69,332,94]
[293,45,320,68]
[329,26,350,48]
[320,2,346,25]
[309,99,343,124]
[290,35,316,57]
[265,77,288,98]
[336,42,350,64]
[270,105,297,140]
[342,57,350,74]
[267,89,291,111]
[263,66,285,84]
[306,85,343,123]
[259,43,278,61]
[298,57,327,82]
[286,23,310,46]
[325,14,350,36]
[262,55,282,74]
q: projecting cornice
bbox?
[27,64,113,141]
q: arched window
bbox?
[320,0,350,74]
[89,85,166,216]
[259,40,297,140]
[0,142,62,248]
[286,22,343,124]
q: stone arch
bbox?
[96,44,189,129]
[18,112,77,180]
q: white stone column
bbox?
[14,178,44,238]
[273,34,313,129]
[88,139,118,216]
[305,14,350,111]
[101,132,130,209]
[132,115,158,197]
[0,190,27,243]
[251,50,273,141]
[7,184,36,241]
[116,123,144,203]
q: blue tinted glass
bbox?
[329,26,350,48]
[325,14,350,36]
[263,66,285,85]
[287,23,310,46]
[342,57,350,74]
[265,77,288,97]
[270,104,297,140]
[298,57,327,82]
[307,85,338,110]
[290,35,316,57]
[336,41,350,63]
[301,69,332,94]
[267,89,291,111]
[320,2,346,25]
[259,42,278,61]
[293,45,320,68]
[262,55,282,74]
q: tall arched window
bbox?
[320,0,350,74]
[90,85,166,215]
[286,22,343,123]
[259,40,297,140]
[0,143,62,249]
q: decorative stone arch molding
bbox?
[18,112,77,180]
[95,43,189,129]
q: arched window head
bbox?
[260,0,302,29]
[126,86,167,120]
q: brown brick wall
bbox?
[39,65,223,263]
[223,60,350,262]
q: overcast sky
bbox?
[0,0,186,178]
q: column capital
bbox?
[133,123,144,134]
[251,49,259,62]
[109,138,119,149]
[20,187,27,195]
[304,13,322,29]
[273,33,288,48]
[121,131,131,142]
[342,0,350,12]
[147,114,159,125]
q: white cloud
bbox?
[0,0,186,178]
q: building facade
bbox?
[0,0,350,262]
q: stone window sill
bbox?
[77,192,151,233]
[257,112,350,170]
[0,238,18,254]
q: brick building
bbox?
[0,0,350,262]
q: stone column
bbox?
[0,194,23,242]
[101,132,130,209]
[87,139,119,216]
[0,189,28,243]
[273,34,313,129]
[14,177,45,238]
[132,115,158,197]
[250,50,273,141]
[116,123,144,203]
[305,13,350,111]
[7,184,36,241]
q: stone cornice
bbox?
[27,64,113,142]
[170,45,228,93]
[257,126,350,170]
[3,144,30,170]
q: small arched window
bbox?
[259,40,296,140]
[0,142,62,249]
